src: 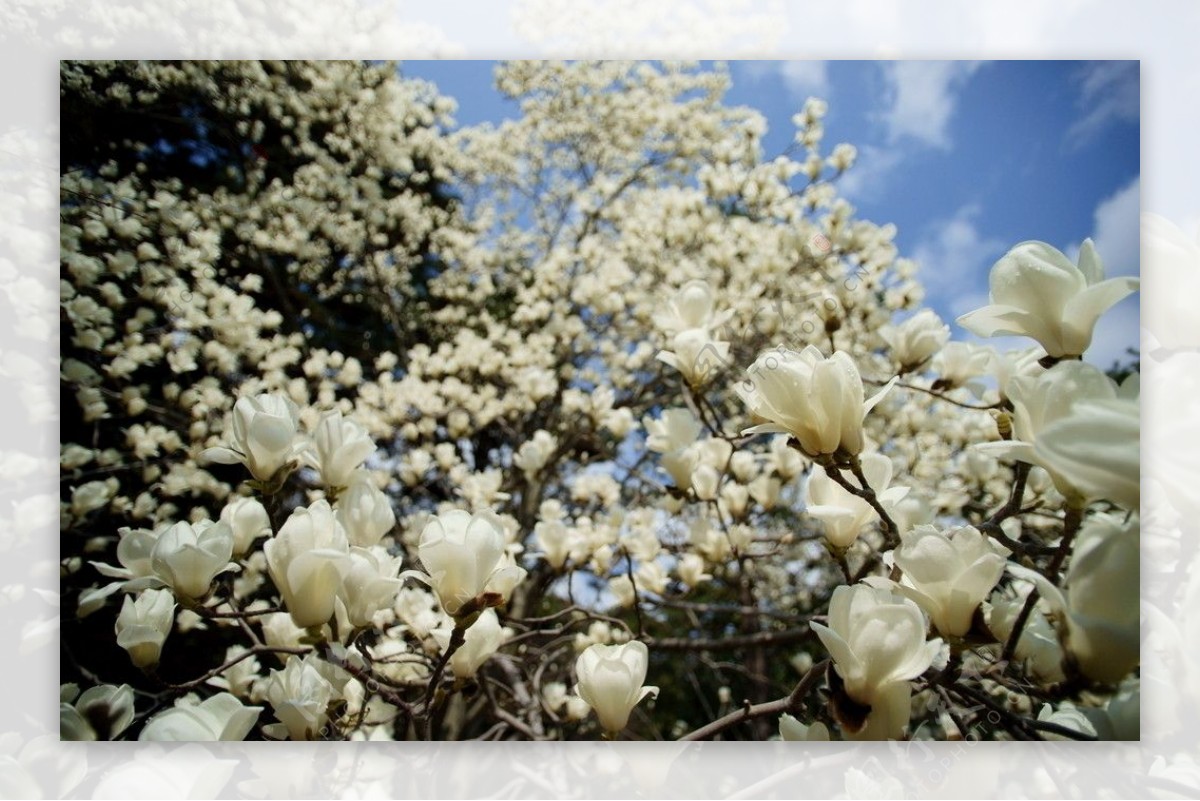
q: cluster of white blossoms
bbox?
[60,60,1139,742]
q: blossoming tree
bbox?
[60,59,1139,742]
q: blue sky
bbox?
[401,60,1140,368]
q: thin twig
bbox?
[678,659,829,741]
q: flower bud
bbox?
[574,641,659,734]
[304,410,376,489]
[201,393,300,482]
[116,588,175,669]
[264,501,351,629]
[417,509,526,617]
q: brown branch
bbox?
[1002,506,1082,664]
[647,626,813,652]
[678,659,829,741]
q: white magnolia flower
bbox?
[881,525,1009,638]
[1037,702,1098,740]
[828,143,857,172]
[220,497,272,557]
[82,525,163,613]
[805,453,909,549]
[978,361,1126,508]
[989,346,1047,402]
[513,429,559,479]
[574,641,659,734]
[139,693,262,741]
[779,714,830,741]
[534,519,575,570]
[881,309,949,372]
[645,408,702,455]
[264,654,336,741]
[1013,513,1139,685]
[1034,396,1139,511]
[264,500,351,629]
[334,473,396,547]
[930,341,992,395]
[150,520,235,600]
[737,345,893,459]
[115,588,175,669]
[653,279,730,335]
[60,684,135,741]
[201,393,301,482]
[416,509,526,617]
[810,584,942,740]
[335,546,403,629]
[676,553,712,587]
[1083,678,1139,741]
[985,595,1066,684]
[303,409,376,489]
[657,328,731,387]
[956,239,1138,358]
[432,608,506,679]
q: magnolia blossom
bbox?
[115,588,175,669]
[60,684,135,741]
[1013,513,1139,684]
[82,525,163,614]
[304,410,376,489]
[150,520,235,600]
[657,328,731,387]
[416,509,526,617]
[1037,702,1098,741]
[805,453,909,549]
[810,584,942,740]
[220,496,272,557]
[513,429,559,479]
[534,519,575,570]
[881,309,949,372]
[986,596,1066,684]
[264,501,351,629]
[139,693,262,741]
[956,239,1138,358]
[334,473,396,547]
[977,361,1124,507]
[264,654,336,741]
[645,408,701,457]
[737,345,892,459]
[335,547,403,629]
[1034,396,1139,510]
[432,608,506,679]
[930,341,991,395]
[574,641,659,734]
[676,552,712,587]
[879,525,1009,638]
[779,714,830,741]
[653,279,729,335]
[201,393,301,482]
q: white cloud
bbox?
[1065,61,1139,148]
[836,144,902,203]
[911,204,1007,310]
[1081,176,1140,277]
[879,61,983,149]
[777,61,829,96]
[736,60,828,98]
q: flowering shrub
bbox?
[59,60,1139,742]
